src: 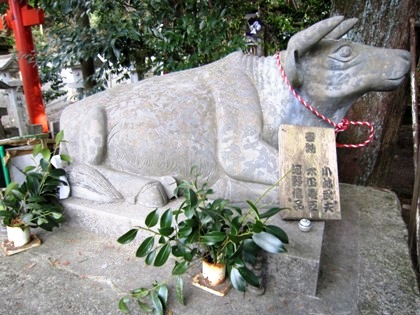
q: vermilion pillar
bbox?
[0,0,48,132]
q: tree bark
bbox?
[77,11,96,92]
[331,0,418,186]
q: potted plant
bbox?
[0,130,70,249]
[117,168,288,314]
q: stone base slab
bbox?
[62,197,325,297]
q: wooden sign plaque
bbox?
[278,125,341,220]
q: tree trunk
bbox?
[133,48,149,81]
[331,0,418,186]
[77,11,96,92]
[81,57,96,92]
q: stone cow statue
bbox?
[60,16,410,207]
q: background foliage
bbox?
[1,0,331,97]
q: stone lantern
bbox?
[0,54,29,136]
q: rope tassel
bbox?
[275,52,374,149]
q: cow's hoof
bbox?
[137,181,168,208]
[157,176,177,199]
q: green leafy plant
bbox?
[0,131,71,231]
[117,168,288,314]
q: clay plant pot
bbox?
[202,260,226,286]
[6,226,31,247]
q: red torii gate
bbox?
[0,0,48,133]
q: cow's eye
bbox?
[329,45,354,62]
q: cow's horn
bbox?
[284,16,345,87]
[325,18,358,39]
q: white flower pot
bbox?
[6,226,31,247]
[202,260,226,286]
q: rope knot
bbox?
[335,118,350,133]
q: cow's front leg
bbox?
[68,164,172,207]
[213,77,278,186]
[211,175,279,207]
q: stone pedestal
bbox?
[264,217,324,296]
[62,197,325,297]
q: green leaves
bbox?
[158,227,174,237]
[136,236,154,257]
[200,231,226,245]
[172,261,188,276]
[158,208,174,236]
[137,301,153,313]
[154,243,171,267]
[150,290,163,315]
[49,168,67,177]
[260,207,285,219]
[157,285,168,307]
[145,250,156,265]
[131,287,149,299]
[252,232,287,254]
[0,132,69,231]
[116,171,290,314]
[0,210,11,218]
[23,165,36,173]
[5,182,19,195]
[238,266,260,288]
[55,130,64,145]
[160,208,172,228]
[175,276,184,305]
[117,229,138,244]
[145,209,159,228]
[265,225,289,244]
[186,189,198,208]
[246,200,260,220]
[118,297,130,314]
[21,213,34,225]
[120,284,170,315]
[229,264,260,292]
[51,212,64,220]
[32,143,50,161]
[149,2,245,73]
[59,154,72,162]
[230,267,246,292]
[177,225,192,238]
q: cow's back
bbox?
[60,59,227,182]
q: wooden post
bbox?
[410,17,419,173]
[0,0,48,133]
[408,17,419,271]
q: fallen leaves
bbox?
[48,257,71,267]
[26,262,37,269]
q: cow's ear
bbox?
[325,18,358,39]
[283,16,345,87]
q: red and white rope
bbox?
[275,52,374,148]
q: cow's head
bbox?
[282,16,410,115]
